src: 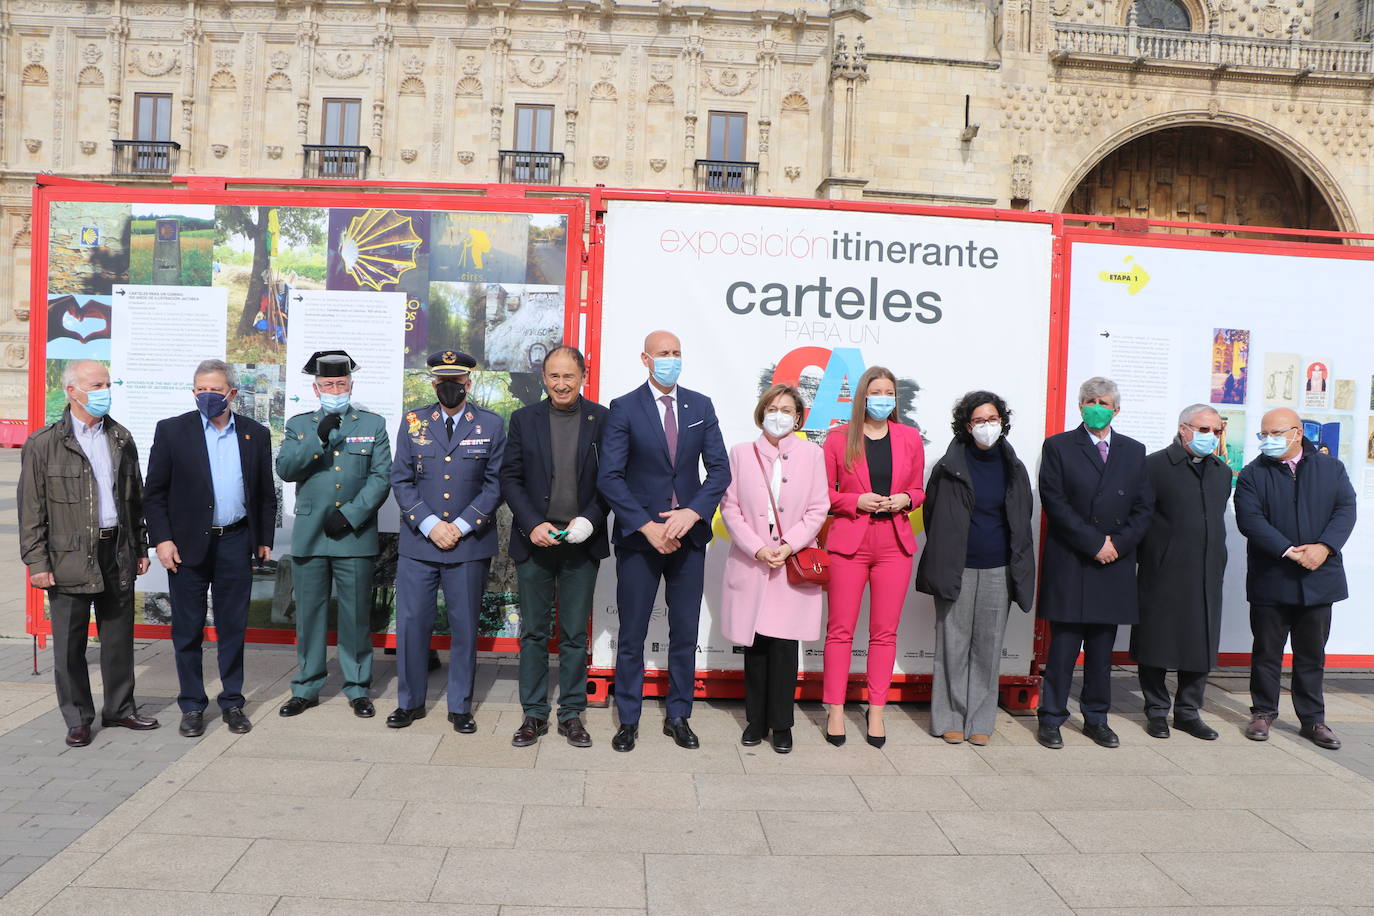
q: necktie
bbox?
[661,395,678,507]
[446,415,454,440]
[1284,458,1298,477]
[1096,439,1108,464]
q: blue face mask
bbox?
[651,357,682,388]
[320,392,350,414]
[1259,434,1292,459]
[196,391,229,420]
[1186,431,1217,457]
[866,395,896,421]
[82,388,112,418]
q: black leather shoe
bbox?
[65,725,92,747]
[824,728,846,747]
[222,707,252,734]
[1300,722,1342,750]
[279,696,318,717]
[611,724,638,752]
[558,716,593,748]
[741,723,766,747]
[1145,717,1170,739]
[101,712,159,730]
[351,697,376,718]
[1174,717,1219,741]
[448,712,477,734]
[1083,722,1120,748]
[386,706,426,728]
[770,728,793,754]
[179,710,205,737]
[1036,722,1064,749]
[663,716,700,749]
[511,716,548,747]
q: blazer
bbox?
[822,422,926,557]
[144,410,276,568]
[1037,424,1154,624]
[718,433,830,643]
[597,381,731,552]
[501,396,611,563]
[392,401,505,564]
[1235,437,1357,607]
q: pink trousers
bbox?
[822,521,914,706]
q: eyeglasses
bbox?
[969,417,1001,427]
[1256,426,1299,441]
[1184,423,1224,435]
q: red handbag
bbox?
[754,446,831,588]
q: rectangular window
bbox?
[514,105,554,152]
[322,99,362,145]
[133,93,173,141]
[707,111,747,161]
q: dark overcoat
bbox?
[1130,442,1231,671]
[1037,424,1155,624]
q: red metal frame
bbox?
[26,176,588,652]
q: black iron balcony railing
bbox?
[302,144,371,179]
[111,140,181,176]
[498,150,564,185]
[694,159,759,194]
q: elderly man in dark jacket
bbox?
[1036,377,1155,750]
[1132,404,1232,741]
[1236,407,1356,750]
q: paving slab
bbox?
[138,790,404,843]
[355,763,585,806]
[517,804,769,854]
[929,810,1076,855]
[32,887,278,915]
[383,800,524,848]
[1148,851,1374,907]
[757,810,956,856]
[430,849,646,909]
[73,832,252,892]
[216,838,446,902]
[1044,809,1304,853]
[694,773,868,811]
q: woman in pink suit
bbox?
[719,384,830,754]
[822,366,925,748]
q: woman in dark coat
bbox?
[1132,404,1232,741]
[915,391,1035,745]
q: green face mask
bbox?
[1080,403,1115,430]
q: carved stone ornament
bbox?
[5,344,27,369]
[79,141,98,155]
[455,76,482,96]
[316,51,370,79]
[266,145,283,159]
[781,91,809,111]
[457,150,475,164]
[83,43,103,65]
[214,48,234,68]
[400,148,418,162]
[1259,3,1282,34]
[212,143,228,158]
[129,48,181,77]
[650,62,673,82]
[403,52,424,75]
[1010,153,1032,200]
[703,68,757,97]
[650,158,666,172]
[78,66,104,87]
[592,155,610,169]
[784,165,802,180]
[462,55,481,76]
[26,44,45,64]
[25,139,42,154]
[590,80,617,100]
[648,83,673,103]
[210,70,236,89]
[511,56,564,87]
[22,64,49,85]
[270,50,291,70]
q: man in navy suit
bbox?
[501,346,609,749]
[1036,376,1154,750]
[598,329,731,751]
[388,349,505,731]
[144,359,277,739]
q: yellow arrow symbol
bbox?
[1098,256,1150,295]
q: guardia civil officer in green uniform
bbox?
[276,350,392,719]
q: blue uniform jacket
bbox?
[391,401,505,563]
[597,381,731,552]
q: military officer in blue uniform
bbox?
[387,349,505,730]
[275,351,392,719]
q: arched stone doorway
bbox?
[1064,125,1341,237]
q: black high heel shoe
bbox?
[863,705,886,749]
[824,709,846,746]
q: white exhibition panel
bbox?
[1064,239,1374,657]
[593,199,1054,675]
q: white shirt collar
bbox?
[1086,425,1112,447]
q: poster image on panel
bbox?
[1263,352,1301,406]
[1209,328,1249,405]
[1217,408,1245,486]
[327,208,430,368]
[46,294,112,360]
[1304,359,1333,409]
[1367,418,1374,462]
[128,203,215,287]
[215,205,327,364]
[1335,379,1357,411]
[47,201,130,295]
[429,211,529,283]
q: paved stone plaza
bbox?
[5,453,1374,913]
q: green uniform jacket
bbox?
[277,408,391,557]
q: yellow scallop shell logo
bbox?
[339,209,422,291]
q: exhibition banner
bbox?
[33,188,581,646]
[593,199,1055,676]
[1063,236,1374,657]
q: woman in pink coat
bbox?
[719,384,830,754]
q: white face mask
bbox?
[971,422,1002,448]
[763,411,796,439]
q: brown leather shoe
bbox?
[968,733,990,746]
[941,731,965,744]
[101,712,160,730]
[558,716,593,748]
[511,716,548,747]
[65,725,92,747]
[1244,714,1274,741]
[1300,722,1341,750]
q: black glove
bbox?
[317,412,343,444]
[323,508,352,539]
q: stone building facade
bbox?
[1,0,1370,414]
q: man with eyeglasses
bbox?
[1235,407,1356,750]
[1132,404,1232,741]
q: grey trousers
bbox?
[931,566,1011,737]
